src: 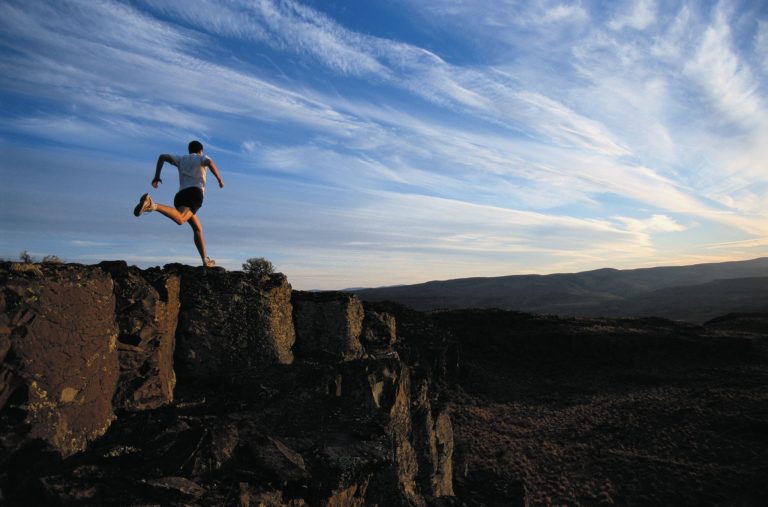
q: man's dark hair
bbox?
[188,140,204,154]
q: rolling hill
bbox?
[351,257,768,323]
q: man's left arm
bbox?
[206,158,224,188]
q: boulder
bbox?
[292,292,365,361]
[0,262,119,456]
[171,266,295,383]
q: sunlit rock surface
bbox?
[0,263,119,457]
[99,261,179,411]
[171,264,296,383]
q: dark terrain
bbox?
[1,261,767,505]
[428,310,768,506]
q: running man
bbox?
[133,140,224,267]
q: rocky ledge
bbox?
[0,261,455,506]
[3,261,767,506]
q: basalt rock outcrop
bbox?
[0,262,455,506]
[0,263,119,458]
[3,261,766,505]
[98,261,179,412]
[291,291,400,362]
[169,264,295,383]
[292,291,366,362]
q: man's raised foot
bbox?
[133,193,157,216]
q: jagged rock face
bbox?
[412,380,455,499]
[171,265,295,382]
[383,361,422,505]
[292,292,400,362]
[2,357,453,505]
[0,263,119,457]
[234,358,452,506]
[0,263,456,506]
[98,261,179,411]
[292,291,366,361]
[362,310,398,355]
[431,408,454,497]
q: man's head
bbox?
[188,140,204,154]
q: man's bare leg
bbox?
[154,203,194,225]
[188,214,208,264]
[135,196,212,266]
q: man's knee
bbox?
[176,208,193,225]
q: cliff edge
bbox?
[3,261,766,506]
[0,261,455,506]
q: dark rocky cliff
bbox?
[0,261,455,506]
[3,261,767,506]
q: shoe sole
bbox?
[134,193,149,217]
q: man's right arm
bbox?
[153,154,175,188]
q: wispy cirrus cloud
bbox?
[0,1,374,140]
[684,6,765,129]
[608,0,657,31]
[540,4,589,24]
[1,0,767,288]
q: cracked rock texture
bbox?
[0,262,455,506]
[292,291,366,362]
[170,264,295,383]
[98,261,179,411]
[0,263,119,457]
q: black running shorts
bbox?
[174,186,204,214]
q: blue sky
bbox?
[1,0,767,289]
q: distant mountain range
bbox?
[350,257,768,323]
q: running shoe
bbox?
[133,193,156,216]
[204,257,216,267]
